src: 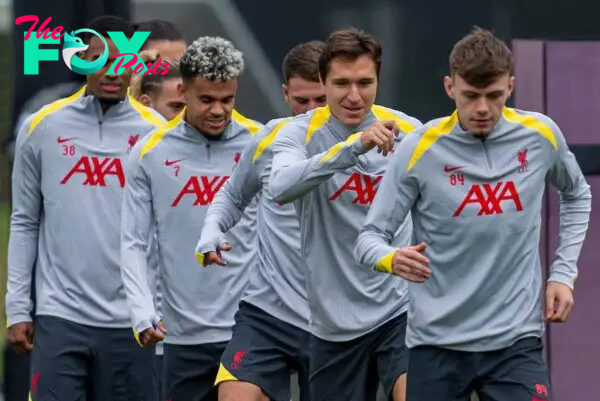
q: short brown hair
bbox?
[318,27,382,82]
[130,50,181,100]
[282,40,326,83]
[450,26,513,88]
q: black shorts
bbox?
[217,301,311,401]
[309,312,409,401]
[30,315,154,401]
[407,336,552,401]
[163,341,227,401]
[154,353,163,401]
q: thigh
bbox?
[4,342,32,401]
[89,327,154,401]
[373,314,410,398]
[154,353,164,401]
[309,333,379,401]
[477,337,551,401]
[406,345,474,401]
[30,316,91,401]
[295,330,312,401]
[217,302,292,401]
[164,342,227,401]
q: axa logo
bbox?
[330,172,382,205]
[453,181,523,217]
[171,176,229,207]
[60,156,125,187]
[16,15,170,76]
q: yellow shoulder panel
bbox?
[232,109,261,136]
[139,111,183,160]
[406,112,458,172]
[128,95,166,127]
[28,86,86,135]
[371,105,418,134]
[304,106,331,144]
[252,119,292,164]
[502,107,558,150]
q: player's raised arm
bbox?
[269,118,400,204]
[120,139,162,344]
[355,131,431,282]
[5,117,41,352]
[196,131,265,264]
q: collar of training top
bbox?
[74,85,135,118]
[178,107,250,142]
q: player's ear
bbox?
[139,94,153,108]
[443,75,454,99]
[282,84,289,102]
[177,81,186,98]
[507,76,515,98]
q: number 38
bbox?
[62,145,76,156]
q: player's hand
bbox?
[8,322,34,354]
[139,321,167,348]
[360,120,400,156]
[203,242,233,267]
[391,243,432,283]
[545,281,574,323]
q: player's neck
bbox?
[329,109,366,131]
[84,88,123,113]
[183,112,225,140]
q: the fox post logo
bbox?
[17,15,170,76]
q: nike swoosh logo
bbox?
[444,165,464,173]
[57,137,76,143]
[165,159,184,166]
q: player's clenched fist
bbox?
[139,320,167,348]
[392,243,432,283]
[360,120,400,156]
[8,322,34,354]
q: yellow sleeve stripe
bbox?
[132,328,143,347]
[305,106,331,144]
[232,109,261,136]
[28,85,86,135]
[502,107,558,150]
[128,95,166,127]
[375,250,397,273]
[320,132,362,163]
[406,112,458,172]
[139,111,183,160]
[214,362,239,386]
[252,119,292,164]
[371,105,418,134]
[195,250,205,266]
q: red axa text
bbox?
[60,156,124,187]
[453,181,523,217]
[172,176,229,207]
[330,173,382,205]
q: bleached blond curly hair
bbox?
[179,36,244,81]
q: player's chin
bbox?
[469,127,492,138]
[97,91,126,102]
[340,112,367,126]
